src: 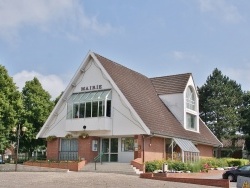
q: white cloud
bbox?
[0,0,114,42]
[13,70,66,99]
[171,51,200,63]
[197,0,243,23]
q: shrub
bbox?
[189,162,202,172]
[171,161,185,171]
[226,158,249,167]
[214,158,228,168]
[200,158,227,169]
[145,160,161,172]
[144,158,249,173]
[145,160,167,172]
[145,160,203,172]
[227,159,241,167]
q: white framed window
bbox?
[121,137,134,152]
[185,86,198,132]
[67,90,111,119]
[186,86,195,111]
[186,113,197,131]
[60,138,78,160]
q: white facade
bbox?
[37,54,151,162]
[38,57,149,138]
[158,76,199,132]
[159,93,184,125]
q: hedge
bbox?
[144,158,249,172]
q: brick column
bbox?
[47,138,60,160]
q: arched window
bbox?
[186,86,195,111]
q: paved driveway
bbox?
[0,164,237,188]
[0,171,219,188]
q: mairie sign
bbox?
[81,85,102,91]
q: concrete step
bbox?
[80,162,141,175]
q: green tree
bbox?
[21,77,54,155]
[0,65,22,158]
[240,91,250,154]
[198,68,243,141]
[54,91,63,105]
[241,91,250,134]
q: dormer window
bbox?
[186,113,196,130]
[186,86,195,111]
[185,86,198,132]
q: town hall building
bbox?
[36,51,222,171]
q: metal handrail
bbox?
[94,152,103,170]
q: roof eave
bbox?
[36,51,93,138]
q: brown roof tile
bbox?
[150,74,191,95]
[94,53,221,147]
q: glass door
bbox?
[102,138,109,162]
[110,138,118,162]
[101,138,118,162]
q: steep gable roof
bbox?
[37,51,221,146]
[150,73,191,95]
[94,53,222,147]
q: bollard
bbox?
[162,163,168,173]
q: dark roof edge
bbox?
[199,118,223,147]
[151,132,222,147]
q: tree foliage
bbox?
[240,91,250,135]
[0,65,22,154]
[198,68,243,141]
[54,91,63,105]
[0,65,56,157]
[240,91,250,153]
[21,77,54,154]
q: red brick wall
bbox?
[78,136,99,162]
[47,138,60,160]
[197,144,213,158]
[134,135,143,159]
[144,137,165,161]
[133,136,215,163]
[133,135,165,163]
[140,173,229,188]
[46,137,99,162]
[24,160,87,172]
[132,136,165,172]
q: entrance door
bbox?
[101,138,118,162]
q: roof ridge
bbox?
[150,73,192,79]
[93,52,149,79]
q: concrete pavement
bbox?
[0,171,219,188]
[0,164,237,187]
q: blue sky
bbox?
[0,0,250,99]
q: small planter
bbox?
[65,133,73,139]
[24,160,86,171]
[79,132,89,139]
[46,135,57,142]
